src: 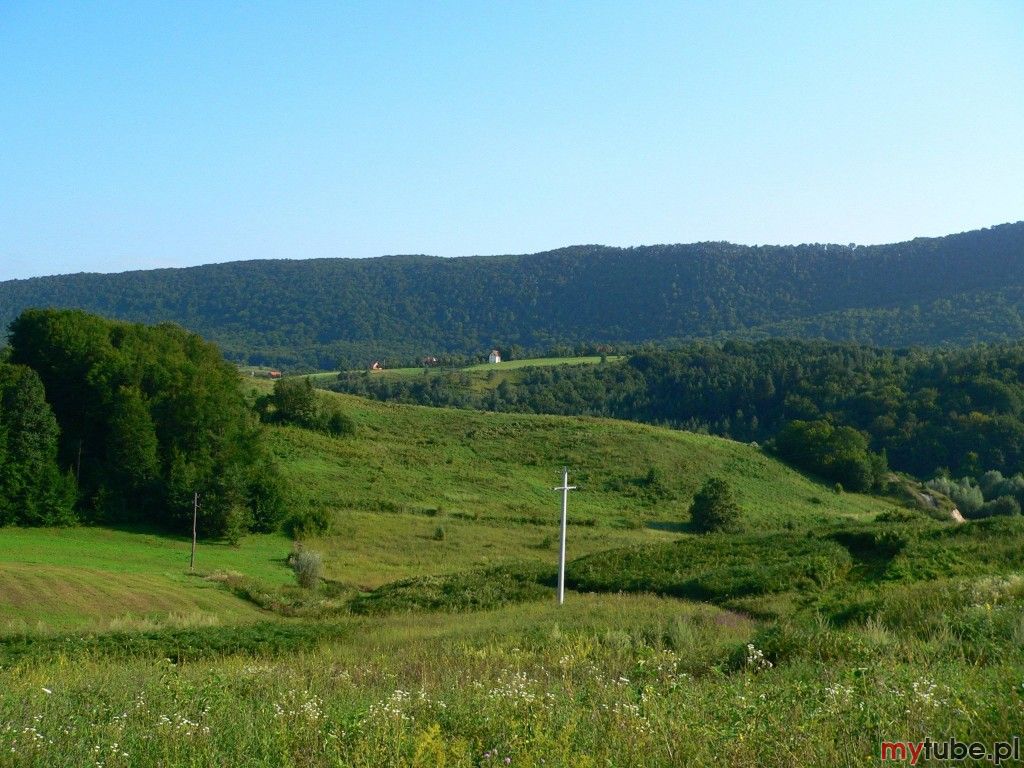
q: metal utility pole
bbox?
[189,492,199,572]
[553,467,577,605]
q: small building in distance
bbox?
[369,361,384,372]
[488,349,502,364]
[268,370,283,379]
[422,355,439,367]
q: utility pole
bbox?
[189,492,199,572]
[553,467,577,605]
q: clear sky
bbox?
[1,1,1022,281]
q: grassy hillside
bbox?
[274,392,884,530]
[0,392,887,631]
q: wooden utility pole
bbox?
[553,467,577,605]
[189,492,199,572]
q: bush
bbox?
[973,495,1022,520]
[566,534,852,603]
[247,461,287,533]
[290,548,323,589]
[925,475,984,516]
[283,507,332,539]
[432,525,446,541]
[689,477,741,533]
[875,508,929,524]
[774,419,885,492]
[265,377,356,437]
[980,471,1024,504]
[325,409,356,437]
[831,529,909,560]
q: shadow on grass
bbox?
[0,621,353,666]
[91,521,193,543]
[87,521,286,550]
[645,520,690,533]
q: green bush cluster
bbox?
[258,377,356,436]
[927,472,1023,519]
[773,419,887,491]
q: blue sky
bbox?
[1,1,1022,280]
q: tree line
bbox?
[2,309,287,538]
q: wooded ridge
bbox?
[1,222,1022,368]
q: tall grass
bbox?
[0,595,1020,767]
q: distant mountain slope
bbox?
[2,222,1022,367]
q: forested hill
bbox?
[2,222,1023,368]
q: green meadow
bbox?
[1,390,1022,766]
[342,354,621,381]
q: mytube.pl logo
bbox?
[881,737,1020,765]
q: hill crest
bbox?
[2,221,1023,367]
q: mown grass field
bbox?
[1,391,1022,766]
[0,527,291,632]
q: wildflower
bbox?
[744,644,773,672]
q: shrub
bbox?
[266,377,356,437]
[973,495,1022,519]
[247,461,288,533]
[689,477,741,533]
[774,419,884,491]
[926,475,984,516]
[325,408,356,437]
[283,507,332,539]
[566,534,852,603]
[432,525,446,541]
[831,529,909,560]
[290,548,323,589]
[875,508,928,524]
[270,378,320,428]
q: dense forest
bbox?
[3,310,286,537]
[1,223,1023,368]
[330,339,1024,490]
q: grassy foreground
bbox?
[1,393,1022,766]
[1,591,1021,766]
